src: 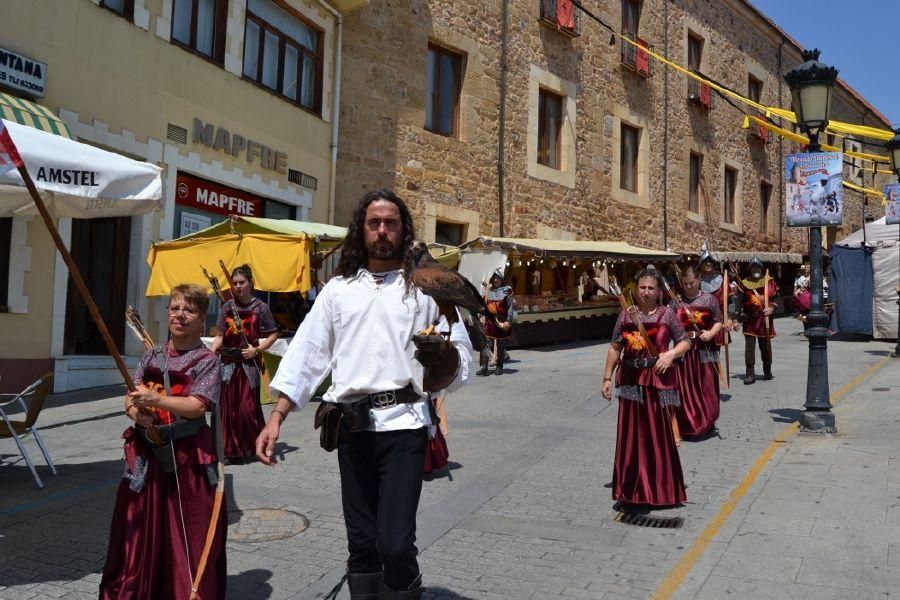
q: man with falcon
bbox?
[256,190,473,599]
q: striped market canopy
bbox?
[0,92,72,139]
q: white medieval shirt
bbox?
[269,269,473,432]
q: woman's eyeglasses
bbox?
[167,306,200,317]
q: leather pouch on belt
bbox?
[314,402,342,452]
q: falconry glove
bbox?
[413,333,460,392]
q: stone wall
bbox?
[335,0,891,255]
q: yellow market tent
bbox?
[145,216,346,296]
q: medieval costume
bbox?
[673,292,722,437]
[479,271,514,376]
[735,257,778,384]
[268,268,473,599]
[216,296,277,460]
[100,343,226,600]
[609,306,689,507]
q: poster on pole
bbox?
[885,183,900,225]
[784,152,843,226]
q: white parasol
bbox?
[0,118,162,218]
[0,117,163,390]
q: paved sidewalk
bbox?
[0,318,895,599]
[671,351,899,600]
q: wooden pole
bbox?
[722,268,731,389]
[16,164,136,391]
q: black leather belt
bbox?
[623,357,658,369]
[345,384,421,410]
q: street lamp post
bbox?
[885,129,900,358]
[784,49,839,433]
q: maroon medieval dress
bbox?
[673,292,722,437]
[612,306,689,507]
[217,297,277,460]
[100,343,226,600]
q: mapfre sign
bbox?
[0,47,46,98]
[175,173,263,217]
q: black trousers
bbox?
[744,335,772,368]
[338,426,426,590]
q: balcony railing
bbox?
[621,33,652,77]
[539,0,582,37]
[688,77,712,109]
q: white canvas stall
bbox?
[0,119,162,218]
[458,249,509,294]
[835,217,899,340]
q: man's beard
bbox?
[368,239,401,261]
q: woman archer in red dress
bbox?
[210,264,278,461]
[100,284,226,599]
[601,268,692,508]
[672,264,723,438]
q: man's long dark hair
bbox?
[335,189,417,294]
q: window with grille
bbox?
[620,0,642,66]
[243,0,324,114]
[425,44,463,137]
[171,0,228,63]
[620,123,640,192]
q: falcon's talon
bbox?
[417,324,437,336]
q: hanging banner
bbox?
[886,183,900,225]
[784,152,843,227]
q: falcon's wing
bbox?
[412,266,487,315]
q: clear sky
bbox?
[750,0,899,128]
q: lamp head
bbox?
[783,49,839,136]
[884,128,900,176]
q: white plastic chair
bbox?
[0,373,57,489]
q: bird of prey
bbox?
[410,241,496,337]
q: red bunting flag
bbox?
[0,120,25,175]
[556,0,575,30]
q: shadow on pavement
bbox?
[864,350,891,356]
[425,587,478,599]
[0,458,121,587]
[768,407,804,423]
[227,568,274,599]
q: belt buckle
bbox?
[370,390,397,409]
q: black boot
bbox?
[476,365,490,376]
[494,355,504,375]
[347,571,385,599]
[763,364,773,380]
[744,367,755,385]
[384,574,422,599]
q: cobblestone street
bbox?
[1,318,896,599]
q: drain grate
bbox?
[614,512,683,529]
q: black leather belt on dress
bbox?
[622,357,658,369]
[219,348,244,358]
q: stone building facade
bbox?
[335,0,893,254]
